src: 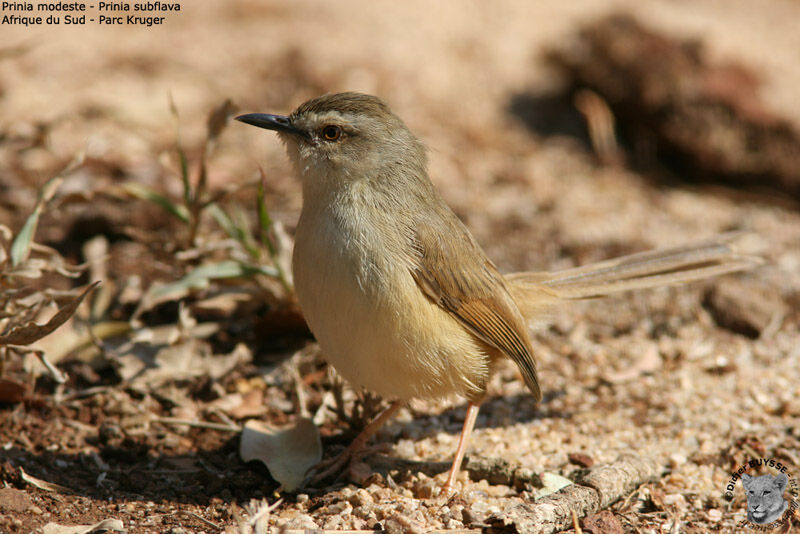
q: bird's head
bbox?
[237,92,427,192]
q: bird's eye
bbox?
[321,125,342,141]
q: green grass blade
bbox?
[11,176,63,267]
[123,182,190,223]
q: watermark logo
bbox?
[724,458,798,530]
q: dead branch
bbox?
[484,455,661,534]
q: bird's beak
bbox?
[235,113,304,136]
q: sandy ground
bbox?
[1,1,800,532]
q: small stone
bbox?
[669,453,687,468]
[0,488,33,513]
[348,488,374,507]
[445,518,463,529]
[280,513,319,530]
[384,513,424,534]
[350,517,369,530]
[295,493,309,504]
[395,439,416,458]
[98,422,124,443]
[411,474,436,499]
[326,500,352,516]
[462,506,485,527]
[581,510,624,534]
[704,279,786,338]
[568,452,595,468]
[322,514,351,530]
[663,493,688,512]
[707,509,722,522]
[353,505,376,521]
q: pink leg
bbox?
[308,400,403,485]
[442,401,480,493]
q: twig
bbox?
[157,416,241,433]
[572,509,583,533]
[36,350,67,384]
[484,455,662,534]
[185,511,220,530]
[61,385,113,401]
[364,454,543,489]
[290,353,310,418]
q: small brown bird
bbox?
[237,92,760,492]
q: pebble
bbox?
[278,512,319,530]
[707,509,722,522]
[384,513,424,534]
[411,474,436,499]
[348,488,374,507]
[663,493,688,512]
[669,453,687,468]
[325,500,352,516]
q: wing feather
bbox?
[410,223,542,401]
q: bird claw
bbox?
[304,447,363,487]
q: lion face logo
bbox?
[742,473,789,524]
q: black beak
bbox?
[235,113,303,136]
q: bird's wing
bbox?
[409,221,541,401]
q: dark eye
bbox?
[321,125,342,141]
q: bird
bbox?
[236,92,761,492]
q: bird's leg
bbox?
[307,399,403,486]
[442,401,480,493]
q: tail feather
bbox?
[506,233,763,307]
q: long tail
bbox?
[506,233,763,318]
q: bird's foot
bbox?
[305,444,367,487]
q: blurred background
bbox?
[1,1,799,532]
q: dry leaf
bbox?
[229,389,267,419]
[20,467,75,494]
[34,321,132,365]
[240,418,321,492]
[121,340,250,388]
[533,472,574,500]
[42,518,125,534]
[0,282,99,347]
[211,389,266,419]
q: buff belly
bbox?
[292,207,489,401]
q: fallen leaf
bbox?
[533,472,573,500]
[20,467,75,494]
[240,418,321,492]
[0,282,99,347]
[212,389,266,419]
[33,321,132,365]
[42,518,125,534]
[229,389,267,419]
[136,340,250,386]
[132,260,276,319]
